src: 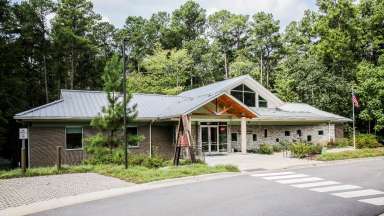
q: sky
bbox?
[91,0,318,30]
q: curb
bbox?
[0,172,241,216]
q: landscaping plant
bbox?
[258,144,274,154]
[289,143,310,158]
[355,134,381,149]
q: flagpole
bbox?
[352,90,356,149]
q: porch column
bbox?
[241,117,247,154]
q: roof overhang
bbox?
[181,92,257,119]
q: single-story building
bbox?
[15,75,351,167]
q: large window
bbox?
[230,84,255,107]
[258,96,268,108]
[65,127,83,150]
[127,127,139,147]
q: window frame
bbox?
[307,135,312,142]
[65,126,83,150]
[230,84,256,107]
[231,133,238,142]
[127,126,140,148]
[253,134,257,142]
[297,130,302,137]
[258,95,268,108]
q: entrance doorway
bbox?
[200,123,228,154]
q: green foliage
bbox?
[0,164,239,183]
[272,144,283,152]
[317,148,384,161]
[355,134,381,149]
[327,138,351,148]
[258,144,274,154]
[356,60,384,131]
[309,144,323,155]
[289,143,310,158]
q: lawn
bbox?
[0,164,239,183]
[316,148,384,161]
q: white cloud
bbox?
[90,0,317,30]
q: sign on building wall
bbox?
[19,128,28,140]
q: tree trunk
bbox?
[43,55,49,103]
[70,46,75,89]
[224,53,228,79]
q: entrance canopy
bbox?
[191,93,257,119]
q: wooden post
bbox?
[56,146,62,170]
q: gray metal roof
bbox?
[14,76,351,123]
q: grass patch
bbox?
[316,148,384,161]
[0,164,239,183]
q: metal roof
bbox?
[14,76,351,123]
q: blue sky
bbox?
[91,0,318,30]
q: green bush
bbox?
[356,134,380,149]
[272,144,283,152]
[258,144,273,154]
[309,144,323,155]
[317,148,384,161]
[327,138,351,148]
[289,143,310,158]
[128,154,167,168]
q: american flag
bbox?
[352,92,360,108]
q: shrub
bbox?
[128,154,167,168]
[272,144,283,152]
[356,134,380,149]
[258,144,273,154]
[309,144,323,155]
[327,138,351,148]
[289,143,310,158]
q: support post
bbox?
[56,146,62,170]
[21,140,26,173]
[241,117,247,154]
[149,121,152,158]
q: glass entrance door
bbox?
[200,124,227,154]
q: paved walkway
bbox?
[205,152,322,171]
[0,173,133,210]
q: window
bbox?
[230,84,256,107]
[318,130,324,135]
[297,130,302,137]
[231,133,238,142]
[285,131,290,136]
[307,135,312,142]
[264,129,268,138]
[127,127,139,147]
[258,96,268,108]
[276,138,280,142]
[65,127,82,149]
[253,134,257,141]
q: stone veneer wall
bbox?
[230,124,335,152]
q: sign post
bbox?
[19,128,28,173]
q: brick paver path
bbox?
[0,173,133,210]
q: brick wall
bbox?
[29,123,176,167]
[29,127,92,167]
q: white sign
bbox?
[19,128,28,140]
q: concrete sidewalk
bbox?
[205,152,323,171]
